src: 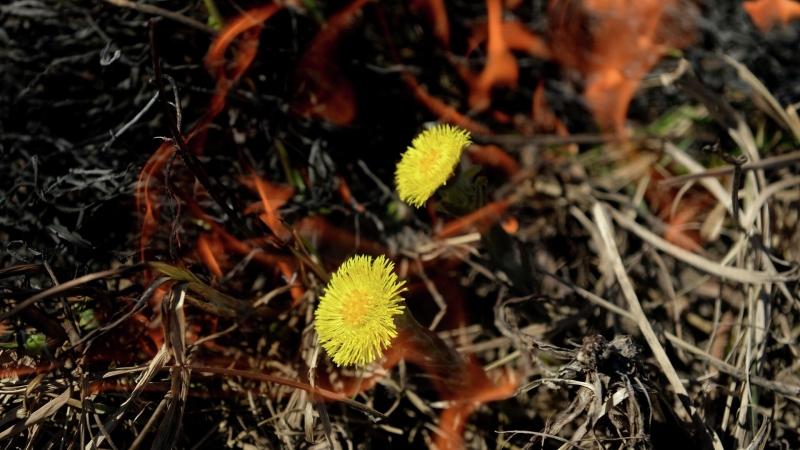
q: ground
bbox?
[1,0,800,449]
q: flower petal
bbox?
[395,125,472,208]
[315,255,407,366]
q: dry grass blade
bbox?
[538,267,800,397]
[744,415,770,450]
[741,176,800,231]
[85,282,195,449]
[722,55,800,141]
[591,203,724,450]
[662,142,738,216]
[0,264,147,323]
[101,0,218,34]
[0,264,48,278]
[129,399,169,450]
[659,151,800,188]
[658,141,794,311]
[152,284,190,450]
[71,277,171,350]
[6,2,800,447]
[87,347,171,449]
[607,206,798,283]
[0,387,72,440]
[192,367,388,420]
[149,262,248,318]
[414,258,447,330]
[496,430,592,450]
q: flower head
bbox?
[395,125,472,208]
[315,255,407,367]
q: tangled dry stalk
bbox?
[1,1,800,449]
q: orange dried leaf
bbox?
[197,234,224,278]
[296,216,389,258]
[548,0,696,133]
[532,80,570,137]
[466,144,520,177]
[662,206,704,252]
[337,175,365,212]
[182,198,295,269]
[403,74,492,134]
[501,216,519,234]
[205,4,283,119]
[469,0,519,111]
[743,0,800,30]
[292,0,370,125]
[411,0,451,48]
[137,143,176,264]
[434,359,517,449]
[249,173,294,240]
[436,197,513,239]
[500,20,552,60]
[279,261,305,306]
[205,4,282,75]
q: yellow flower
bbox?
[395,124,472,208]
[315,255,407,367]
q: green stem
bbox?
[202,0,224,30]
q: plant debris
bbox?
[2,0,800,449]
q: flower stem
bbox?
[394,307,469,392]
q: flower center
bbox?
[418,149,440,174]
[341,289,370,327]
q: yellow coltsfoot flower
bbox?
[395,124,472,208]
[315,255,407,367]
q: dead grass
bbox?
[2,1,800,449]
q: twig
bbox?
[127,398,168,450]
[102,89,160,152]
[357,159,394,201]
[472,133,676,147]
[607,206,798,284]
[101,0,218,35]
[532,251,800,398]
[496,430,592,450]
[659,151,800,188]
[0,264,148,323]
[670,64,740,130]
[414,259,446,331]
[703,141,747,232]
[592,203,723,450]
[722,55,800,141]
[149,21,259,244]
[191,367,389,420]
